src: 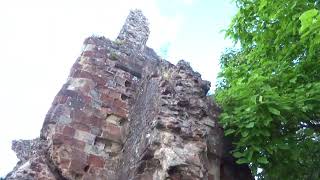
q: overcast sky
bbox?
[0,0,236,176]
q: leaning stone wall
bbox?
[40,35,139,179]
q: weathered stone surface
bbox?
[6,9,253,180]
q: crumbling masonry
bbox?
[6,10,253,180]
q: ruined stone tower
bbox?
[6,10,253,180]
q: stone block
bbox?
[70,122,91,132]
[105,115,122,125]
[84,144,107,157]
[63,126,76,137]
[59,158,71,169]
[52,134,86,150]
[102,124,122,142]
[88,154,105,168]
[74,130,96,145]
[113,98,127,109]
[69,149,88,173]
[87,116,103,128]
[101,93,114,104]
[112,106,128,118]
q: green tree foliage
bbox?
[215,0,320,179]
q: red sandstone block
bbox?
[101,93,114,104]
[52,134,86,150]
[108,89,121,98]
[70,122,91,132]
[63,126,76,137]
[69,138,86,150]
[69,149,88,173]
[71,108,103,129]
[113,99,127,109]
[59,158,71,169]
[91,74,107,86]
[112,106,128,118]
[84,116,103,128]
[88,154,105,168]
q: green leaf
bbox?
[236,158,249,164]
[289,77,297,83]
[241,131,249,137]
[259,0,267,11]
[300,9,318,21]
[225,129,235,136]
[233,151,244,158]
[257,157,269,164]
[268,107,281,116]
[251,95,258,104]
[246,122,255,128]
[299,9,319,33]
[246,150,254,161]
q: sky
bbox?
[0,0,236,177]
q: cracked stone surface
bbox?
[5,10,253,180]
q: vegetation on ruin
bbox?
[215,0,320,179]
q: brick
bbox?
[108,89,121,98]
[63,126,75,137]
[91,74,107,86]
[112,106,128,118]
[71,122,91,132]
[74,130,96,145]
[113,99,127,109]
[52,134,86,150]
[101,93,114,104]
[88,154,105,168]
[70,149,88,173]
[59,158,71,169]
[87,116,103,128]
